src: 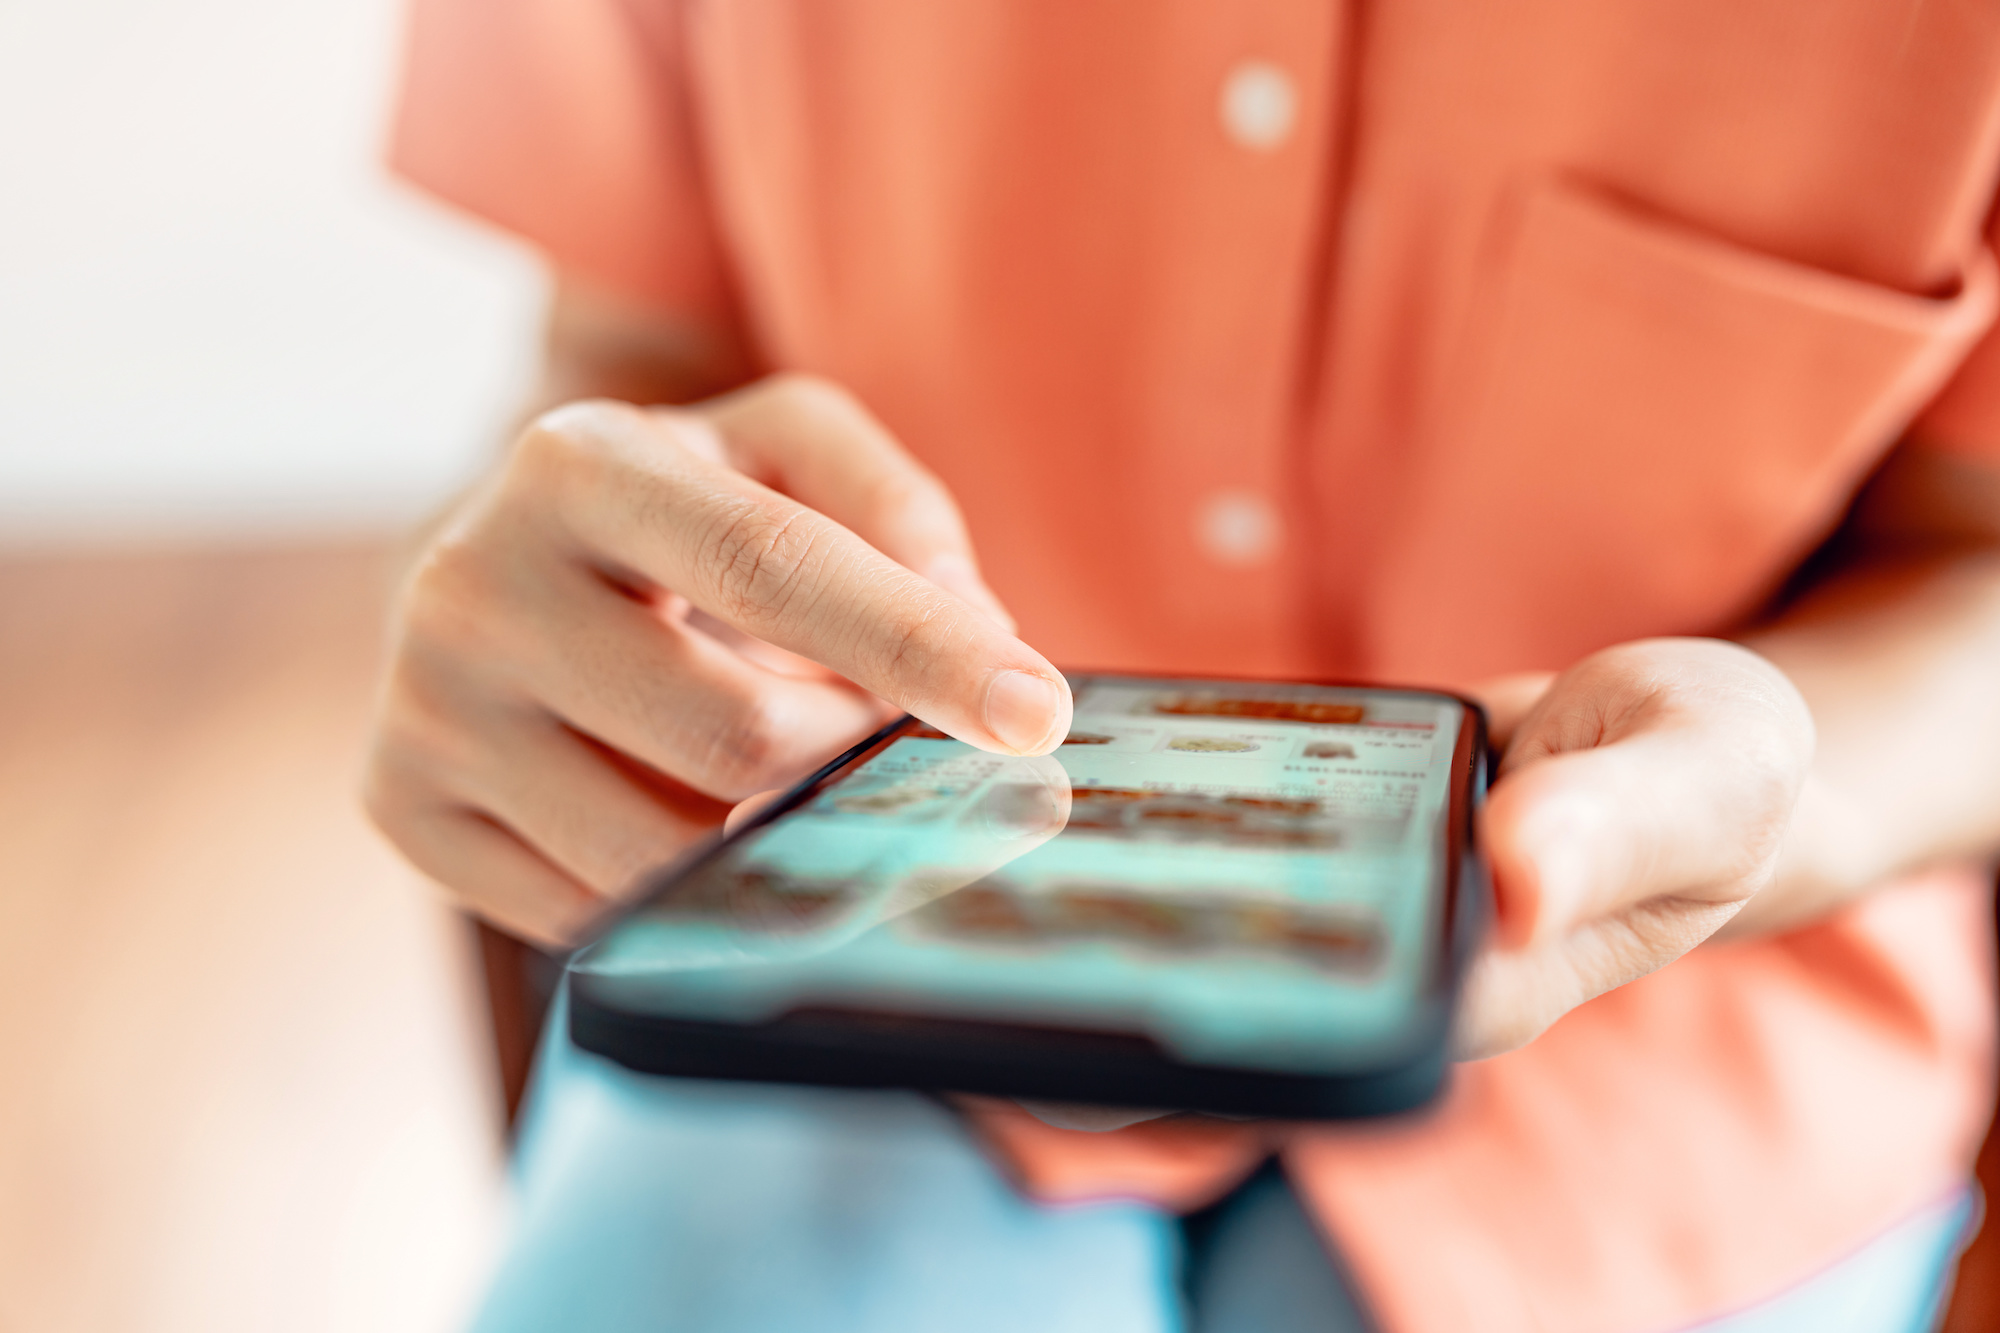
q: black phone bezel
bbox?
[567,673,1489,1120]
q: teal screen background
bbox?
[575,678,1465,1074]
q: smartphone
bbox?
[567,674,1488,1119]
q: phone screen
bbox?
[574,677,1472,1075]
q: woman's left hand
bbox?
[1456,638,1816,1059]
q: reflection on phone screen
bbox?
[575,679,1465,1073]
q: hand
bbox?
[1455,638,1815,1058]
[364,375,1073,946]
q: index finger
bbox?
[532,402,1072,756]
[693,376,1014,627]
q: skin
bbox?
[365,277,2000,1097]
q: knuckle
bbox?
[863,466,953,540]
[520,398,629,457]
[509,399,638,505]
[376,666,477,774]
[762,371,861,422]
[513,403,595,476]
[872,597,946,682]
[359,741,447,856]
[398,534,504,658]
[695,690,789,797]
[701,500,823,626]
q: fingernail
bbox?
[925,553,1015,631]
[984,670,1063,754]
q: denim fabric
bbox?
[468,994,1969,1333]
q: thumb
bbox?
[1480,641,1813,947]
[1481,742,1688,947]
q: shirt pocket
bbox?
[1366,177,1997,681]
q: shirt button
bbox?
[1196,490,1283,568]
[1219,61,1297,152]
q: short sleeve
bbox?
[388,0,734,319]
[1913,211,2000,459]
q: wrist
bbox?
[1720,768,1880,938]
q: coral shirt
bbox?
[393,3,2000,1329]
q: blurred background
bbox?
[11,5,2000,1333]
[0,0,544,1327]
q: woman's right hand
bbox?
[364,374,1072,946]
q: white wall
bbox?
[0,0,548,542]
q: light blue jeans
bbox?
[470,994,1973,1333]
